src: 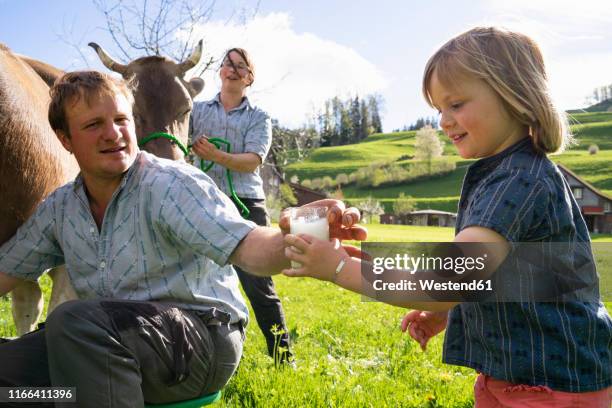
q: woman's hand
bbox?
[401,310,448,351]
[279,199,367,241]
[191,136,219,162]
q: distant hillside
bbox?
[285,111,612,212]
[567,99,612,114]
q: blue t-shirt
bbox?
[443,137,612,392]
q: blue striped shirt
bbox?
[443,137,612,392]
[191,94,272,199]
[0,151,255,324]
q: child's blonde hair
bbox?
[422,26,571,153]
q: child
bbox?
[282,26,611,407]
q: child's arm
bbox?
[283,234,457,312]
[283,225,510,312]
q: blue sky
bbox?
[2,0,611,130]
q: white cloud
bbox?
[472,1,612,110]
[186,12,387,126]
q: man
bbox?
[0,71,364,408]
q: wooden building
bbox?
[558,164,612,233]
[381,209,457,227]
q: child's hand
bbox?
[401,310,448,351]
[282,234,354,282]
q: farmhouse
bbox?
[557,164,612,233]
[381,209,457,227]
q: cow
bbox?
[0,44,79,335]
[88,40,205,160]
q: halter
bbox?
[138,132,250,218]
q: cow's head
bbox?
[88,41,205,160]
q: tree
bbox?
[359,99,371,141]
[92,0,261,76]
[393,193,416,216]
[349,96,362,144]
[368,95,383,133]
[335,173,349,186]
[269,119,319,171]
[414,125,443,174]
[355,196,384,224]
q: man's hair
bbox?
[222,47,255,86]
[48,70,134,137]
[422,26,571,154]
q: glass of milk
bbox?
[289,206,330,268]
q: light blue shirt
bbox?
[0,151,256,324]
[190,94,272,199]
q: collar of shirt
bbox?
[467,136,534,179]
[71,151,143,205]
[205,92,252,113]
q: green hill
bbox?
[285,112,612,212]
[567,99,612,114]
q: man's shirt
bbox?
[0,151,256,324]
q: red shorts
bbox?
[474,373,611,408]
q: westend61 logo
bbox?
[360,242,604,303]
[372,253,488,275]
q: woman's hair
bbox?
[49,70,134,137]
[422,26,571,153]
[222,47,255,86]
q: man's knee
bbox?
[45,299,100,335]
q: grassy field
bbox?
[1,224,610,407]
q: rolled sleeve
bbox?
[160,172,256,266]
[244,110,272,163]
[0,195,64,281]
[460,170,548,242]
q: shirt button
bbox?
[100,261,106,269]
[90,227,96,234]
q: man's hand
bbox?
[401,310,448,351]
[191,136,219,162]
[279,199,367,241]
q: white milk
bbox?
[290,216,329,268]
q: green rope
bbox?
[138,132,250,218]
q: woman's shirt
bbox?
[190,94,272,199]
[443,137,612,392]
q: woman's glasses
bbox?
[221,59,252,74]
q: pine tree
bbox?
[359,99,370,141]
[349,96,362,144]
[368,95,383,133]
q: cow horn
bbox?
[177,39,203,75]
[88,42,128,76]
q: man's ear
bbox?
[56,130,72,153]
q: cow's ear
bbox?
[188,77,205,96]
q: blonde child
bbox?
[282,27,611,407]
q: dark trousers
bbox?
[0,299,243,408]
[235,198,291,360]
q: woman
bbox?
[191,48,292,363]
